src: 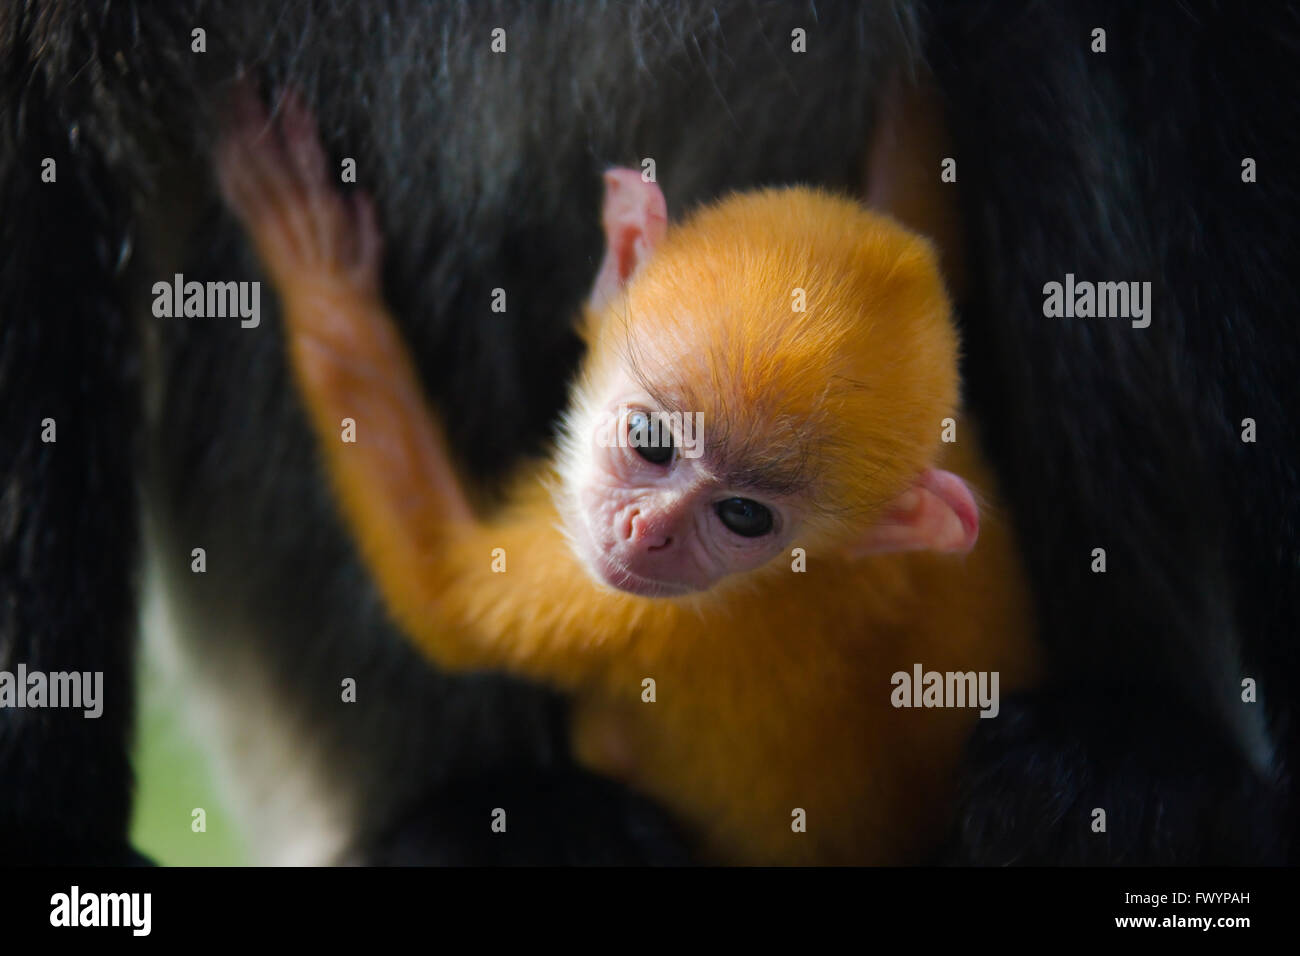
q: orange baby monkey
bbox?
[217,89,1038,865]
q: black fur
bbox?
[0,1,160,864]
[931,0,1299,861]
[357,769,691,866]
[952,693,1287,865]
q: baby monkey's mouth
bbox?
[593,551,694,598]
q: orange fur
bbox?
[219,99,1038,863]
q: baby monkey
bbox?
[217,88,1037,865]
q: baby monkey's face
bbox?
[563,367,802,597]
[557,172,977,595]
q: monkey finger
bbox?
[234,125,330,274]
[276,88,341,260]
[348,194,384,293]
[217,98,299,229]
[224,76,272,145]
[277,88,330,192]
[218,139,311,273]
[214,138,258,219]
[227,89,323,230]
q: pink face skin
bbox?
[566,374,800,597]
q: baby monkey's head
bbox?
[558,170,976,598]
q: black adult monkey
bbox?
[931,1,1299,863]
[0,0,1295,864]
[1,0,908,865]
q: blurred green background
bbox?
[129,646,250,865]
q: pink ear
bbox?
[589,168,668,309]
[847,468,979,557]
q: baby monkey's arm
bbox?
[216,85,473,617]
[215,86,628,681]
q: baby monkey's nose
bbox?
[627,509,673,552]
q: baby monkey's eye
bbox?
[627,410,674,465]
[716,497,774,538]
